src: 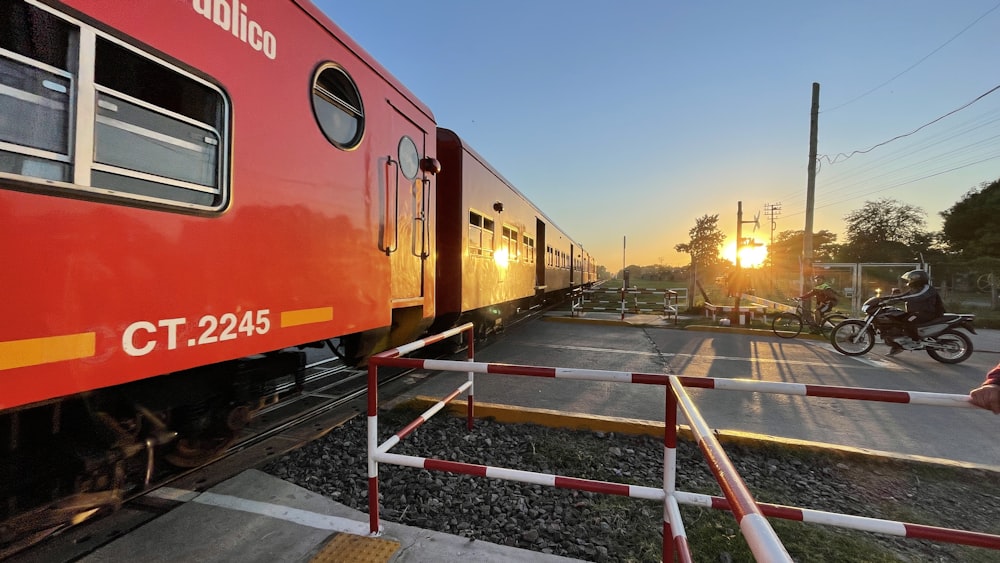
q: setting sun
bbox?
[722,241,768,268]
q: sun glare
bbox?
[722,241,768,268]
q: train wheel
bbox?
[163,404,249,468]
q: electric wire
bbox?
[823,1,1000,113]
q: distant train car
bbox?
[433,128,591,336]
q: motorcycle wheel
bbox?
[772,313,802,338]
[820,314,849,337]
[926,329,973,364]
[830,320,875,356]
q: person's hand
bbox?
[970,383,1000,414]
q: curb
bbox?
[395,397,1000,475]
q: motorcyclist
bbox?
[799,275,838,326]
[879,269,944,356]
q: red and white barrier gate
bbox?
[367,324,1000,561]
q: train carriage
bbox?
[1,0,439,411]
[434,128,590,336]
[1,0,441,539]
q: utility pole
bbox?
[764,202,781,289]
[803,82,820,312]
[732,201,759,324]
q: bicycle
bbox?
[771,298,849,339]
[977,272,997,293]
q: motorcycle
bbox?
[829,296,977,363]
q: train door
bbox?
[535,218,547,293]
[383,106,431,304]
[570,244,576,285]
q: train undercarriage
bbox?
[0,350,305,556]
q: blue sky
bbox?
[314,0,1000,269]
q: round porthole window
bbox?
[311,64,364,150]
[398,136,420,179]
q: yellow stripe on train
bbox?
[0,333,96,370]
[280,307,333,328]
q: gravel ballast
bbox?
[264,410,1000,562]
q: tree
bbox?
[940,178,1000,257]
[675,214,726,306]
[838,198,928,262]
[769,229,838,265]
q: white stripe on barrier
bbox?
[714,379,809,395]
[552,367,636,381]
[486,466,557,487]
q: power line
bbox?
[818,83,1000,166]
[824,1,1000,113]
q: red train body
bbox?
[2,0,440,411]
[0,0,593,543]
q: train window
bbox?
[0,1,74,182]
[398,136,419,179]
[0,1,230,211]
[501,226,519,261]
[468,211,482,255]
[93,39,223,205]
[312,64,364,150]
[468,210,495,257]
[523,235,535,263]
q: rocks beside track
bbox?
[263,411,999,562]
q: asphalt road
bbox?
[404,318,1000,468]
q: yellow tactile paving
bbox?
[311,532,400,563]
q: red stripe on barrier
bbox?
[663,521,672,563]
[371,356,424,369]
[805,385,911,403]
[632,373,672,385]
[708,495,806,522]
[904,522,1000,549]
[697,441,758,522]
[665,391,677,448]
[554,476,631,496]
[674,536,693,563]
[487,364,556,377]
[395,417,427,440]
[425,458,489,477]
[678,375,715,389]
[368,476,380,533]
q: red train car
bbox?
[1,0,438,412]
[434,128,591,336]
[1,0,441,538]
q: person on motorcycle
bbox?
[970,364,1000,414]
[879,269,944,356]
[799,275,838,326]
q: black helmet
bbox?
[813,275,825,284]
[901,269,929,289]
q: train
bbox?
[0,0,595,546]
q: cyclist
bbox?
[799,275,838,327]
[879,269,944,356]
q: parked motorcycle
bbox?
[829,296,977,363]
